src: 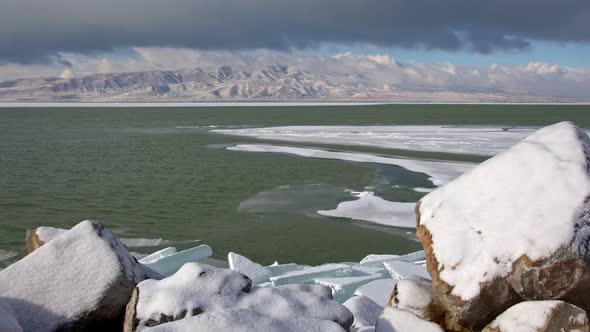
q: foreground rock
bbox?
[142,308,346,332]
[375,307,444,332]
[388,277,444,325]
[416,122,590,331]
[124,262,353,331]
[0,220,147,331]
[24,226,67,255]
[482,301,589,332]
[0,300,22,332]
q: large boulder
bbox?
[416,122,590,331]
[482,301,589,332]
[375,307,444,332]
[24,226,67,255]
[0,299,22,332]
[124,262,353,331]
[0,220,147,331]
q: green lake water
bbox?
[1,104,590,266]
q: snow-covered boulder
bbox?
[375,307,444,332]
[344,295,383,328]
[416,122,590,330]
[142,308,346,332]
[0,220,147,331]
[388,277,444,325]
[276,284,333,300]
[124,262,353,331]
[228,252,272,285]
[482,301,589,332]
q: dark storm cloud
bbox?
[1,0,589,63]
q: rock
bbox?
[228,251,272,285]
[0,220,147,331]
[388,277,445,325]
[344,295,383,327]
[416,122,590,330]
[375,307,444,332]
[142,308,346,332]
[482,301,589,332]
[125,262,353,331]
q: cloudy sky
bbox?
[1,0,589,98]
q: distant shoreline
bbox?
[2,101,590,107]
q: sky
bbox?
[0,0,589,99]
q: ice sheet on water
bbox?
[318,191,416,228]
[214,125,548,156]
[266,262,306,276]
[141,244,213,277]
[314,274,383,303]
[0,250,18,263]
[360,251,426,268]
[270,264,353,286]
[359,254,399,265]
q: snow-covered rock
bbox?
[375,307,444,332]
[276,284,333,300]
[482,301,589,332]
[24,226,67,254]
[141,244,213,277]
[388,277,444,324]
[0,220,146,331]
[417,122,590,330]
[354,279,398,307]
[228,252,272,285]
[142,308,346,332]
[344,295,383,328]
[383,261,430,281]
[125,262,353,331]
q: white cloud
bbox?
[1,47,589,101]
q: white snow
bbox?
[142,308,346,332]
[270,264,353,286]
[393,278,434,317]
[418,121,590,300]
[141,244,213,277]
[318,192,417,228]
[228,252,272,285]
[35,227,67,242]
[228,144,473,186]
[383,261,431,281]
[344,296,384,327]
[488,301,563,332]
[375,307,444,332]
[354,279,398,307]
[135,263,353,330]
[214,125,549,156]
[139,247,178,264]
[0,220,145,331]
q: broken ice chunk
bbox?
[359,254,399,265]
[270,264,352,286]
[360,251,426,268]
[141,244,212,277]
[266,262,306,276]
[228,252,272,286]
[314,266,389,302]
[383,261,430,281]
[139,247,178,264]
[354,279,398,307]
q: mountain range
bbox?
[0,65,575,103]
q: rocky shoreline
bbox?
[2,121,590,332]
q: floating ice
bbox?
[354,279,398,307]
[141,244,213,277]
[359,254,399,265]
[360,251,426,268]
[314,267,385,303]
[318,191,416,228]
[0,250,18,263]
[228,252,272,286]
[270,264,353,287]
[383,261,431,281]
[266,262,305,276]
[227,144,473,186]
[214,125,545,156]
[139,247,178,264]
